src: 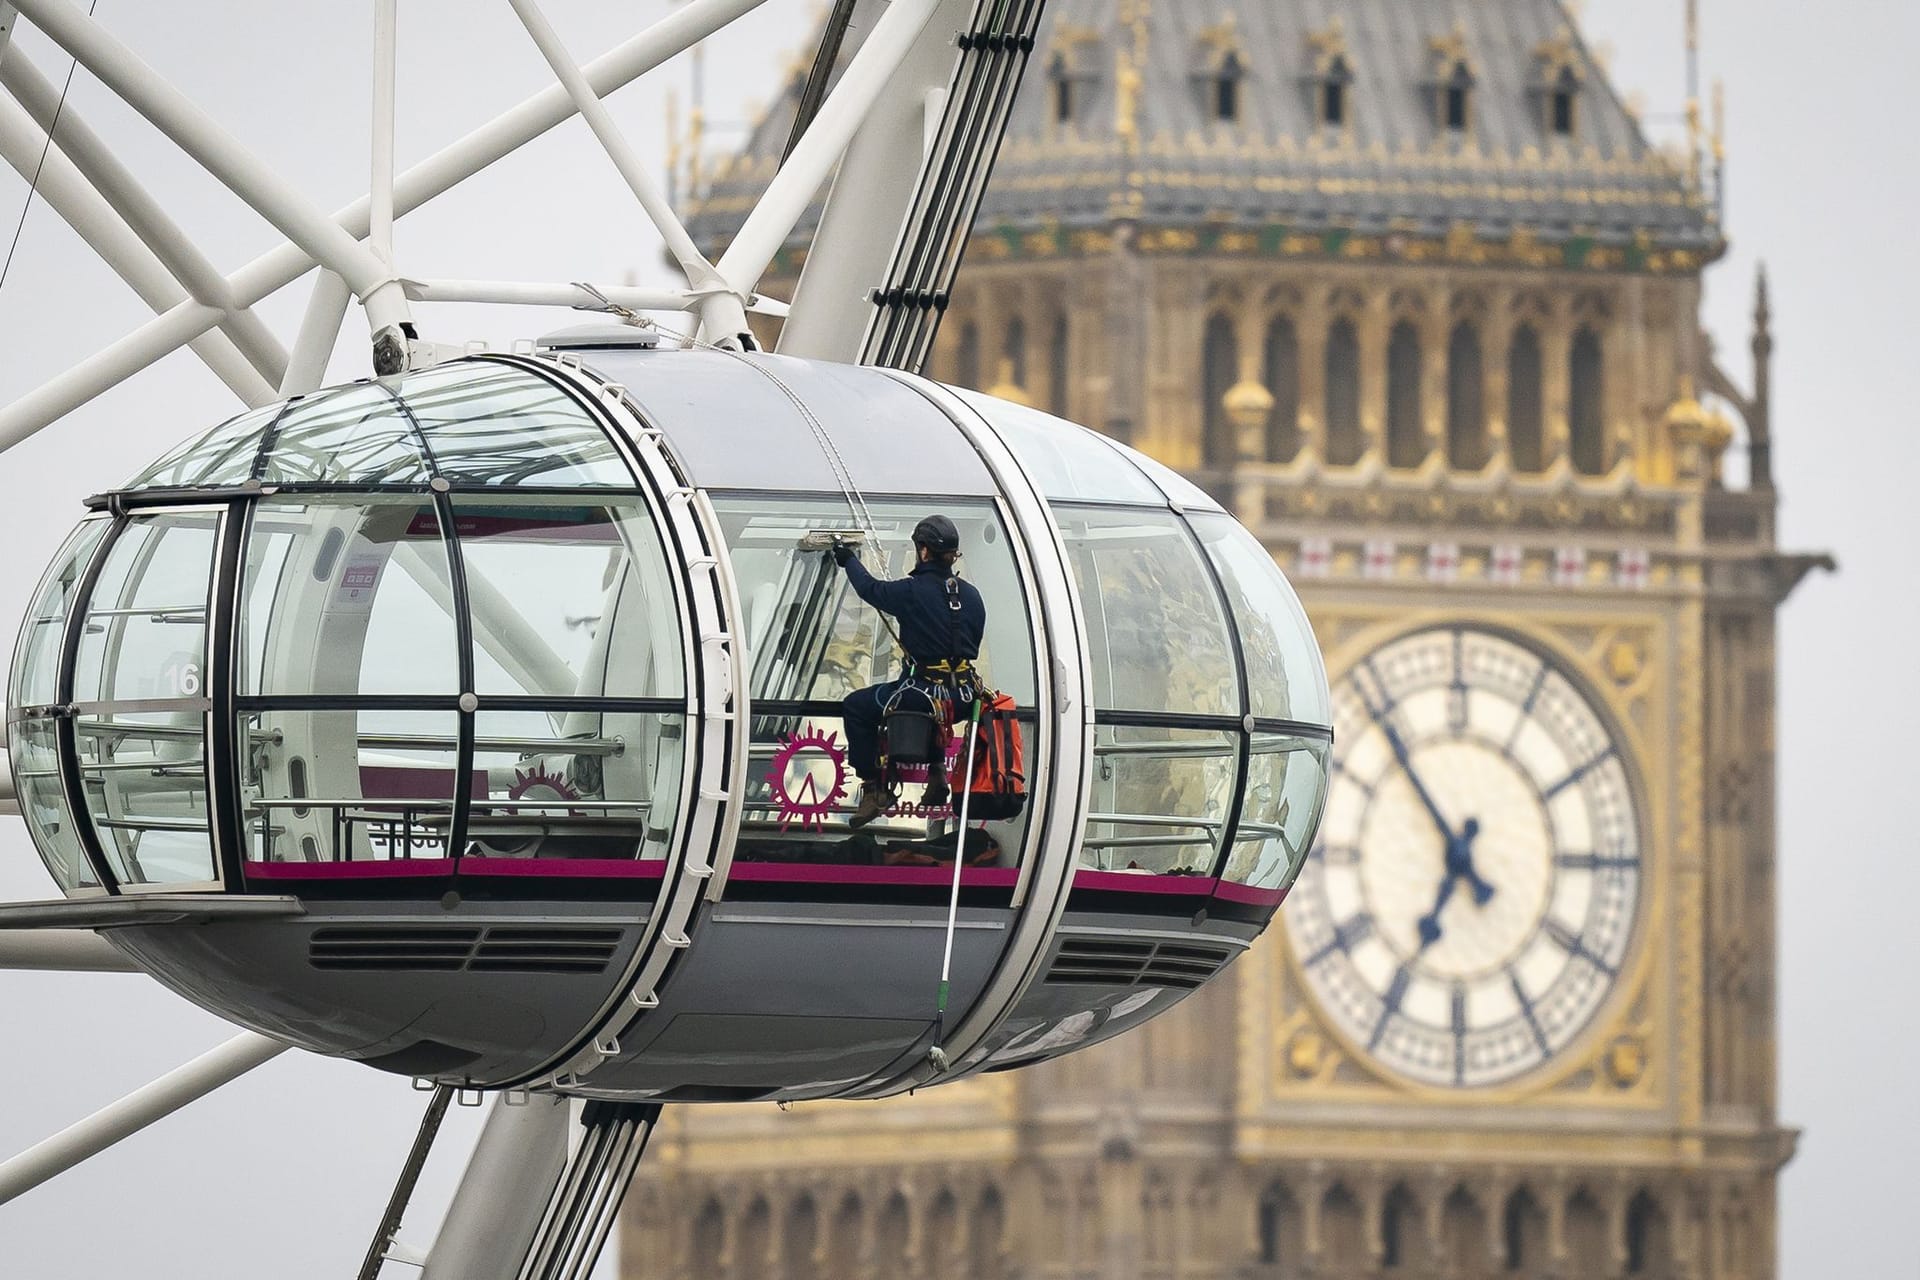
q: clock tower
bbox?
[625,3,1821,1277]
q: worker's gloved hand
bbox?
[831,539,855,567]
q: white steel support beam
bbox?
[400,277,788,317]
[0,0,771,453]
[281,269,351,396]
[0,53,289,389]
[369,0,397,271]
[0,6,17,70]
[0,930,139,972]
[506,0,752,345]
[716,0,945,299]
[779,0,972,360]
[0,1031,287,1204]
[0,95,276,404]
[11,0,413,343]
[421,1095,570,1279]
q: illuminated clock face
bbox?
[1284,627,1641,1088]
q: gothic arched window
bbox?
[1550,65,1581,137]
[1447,321,1485,469]
[1264,316,1301,461]
[1382,1184,1418,1268]
[1319,55,1353,127]
[1570,326,1606,474]
[1202,312,1239,469]
[786,1196,821,1280]
[1049,312,1071,418]
[829,1195,864,1277]
[1258,1183,1296,1265]
[1323,1184,1366,1264]
[1049,51,1076,124]
[1503,1187,1547,1270]
[1004,314,1028,391]
[1443,61,1473,131]
[974,1186,1008,1279]
[957,320,981,389]
[1325,317,1362,465]
[1507,324,1545,473]
[1626,1190,1671,1274]
[1442,1187,1485,1272]
[1387,321,1425,468]
[1214,51,1245,122]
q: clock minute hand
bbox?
[1378,717,1455,843]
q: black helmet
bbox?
[911,514,961,554]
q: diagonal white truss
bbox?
[0,0,947,455]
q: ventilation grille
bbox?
[1045,936,1236,990]
[309,925,622,974]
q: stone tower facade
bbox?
[628,3,1818,1276]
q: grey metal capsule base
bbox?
[5,333,1331,1103]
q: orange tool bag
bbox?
[959,693,1027,821]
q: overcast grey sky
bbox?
[0,1,1909,1276]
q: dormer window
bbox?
[1214,50,1245,123]
[1307,20,1353,129]
[1534,30,1585,140]
[1442,61,1473,131]
[1549,66,1580,136]
[1320,55,1352,127]
[1049,51,1076,124]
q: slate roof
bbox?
[686,0,1717,256]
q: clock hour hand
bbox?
[1417,870,1458,948]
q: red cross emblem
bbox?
[1426,542,1461,583]
[1363,540,1396,579]
[1554,546,1588,586]
[1616,548,1651,590]
[1489,544,1524,585]
[1297,538,1333,578]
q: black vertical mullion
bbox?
[207,501,249,887]
[1179,517,1253,882]
[55,515,126,894]
[436,488,477,865]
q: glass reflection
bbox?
[1221,735,1328,891]
[240,499,459,697]
[241,709,460,864]
[1082,725,1236,874]
[1190,513,1331,727]
[453,497,682,700]
[11,519,108,708]
[8,719,96,890]
[1055,507,1236,716]
[467,708,684,862]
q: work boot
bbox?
[850,782,896,829]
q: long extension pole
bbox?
[931,697,982,1065]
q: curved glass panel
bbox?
[712,495,1036,876]
[1083,725,1236,875]
[72,511,220,887]
[1115,440,1224,512]
[957,390,1167,506]
[453,497,683,700]
[124,363,627,491]
[11,519,109,709]
[257,381,431,485]
[401,363,632,487]
[241,708,461,865]
[8,719,96,890]
[1221,734,1329,891]
[468,707,683,863]
[239,499,459,697]
[713,497,1035,707]
[1054,506,1236,717]
[127,404,282,489]
[1189,512,1331,726]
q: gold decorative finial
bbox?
[1115,46,1143,146]
[987,357,1033,408]
[666,88,683,209]
[1712,79,1726,161]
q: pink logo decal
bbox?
[766,725,852,832]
